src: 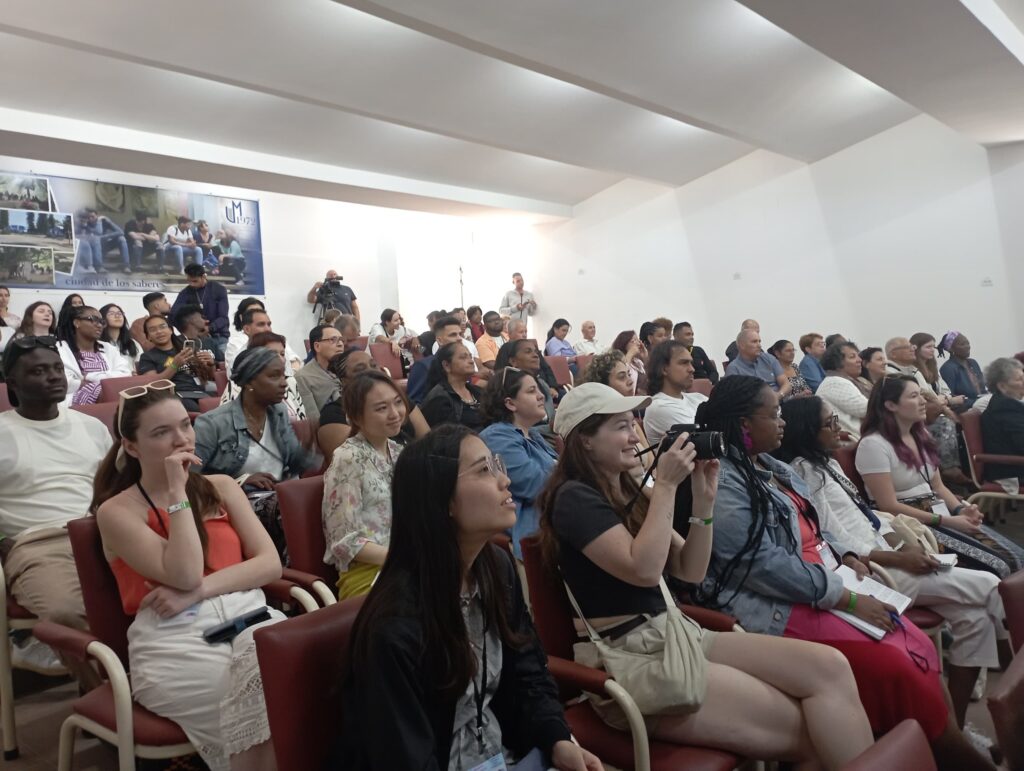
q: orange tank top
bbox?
[110,506,244,615]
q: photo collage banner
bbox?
[0,171,264,295]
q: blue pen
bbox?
[888,611,903,629]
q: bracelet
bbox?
[167,500,191,515]
[169,362,179,372]
[952,503,965,515]
[931,512,942,527]
[846,591,858,613]
[687,516,714,527]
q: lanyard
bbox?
[470,617,489,754]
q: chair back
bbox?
[519,535,576,661]
[255,596,364,771]
[834,444,868,500]
[368,343,405,380]
[97,373,160,403]
[839,719,934,770]
[0,384,10,412]
[574,354,594,379]
[67,518,133,666]
[988,646,1024,771]
[290,418,316,451]
[999,570,1024,654]
[199,396,221,413]
[689,378,713,397]
[544,356,573,388]
[277,476,337,586]
[958,409,988,485]
[353,336,368,350]
[71,402,118,438]
[213,368,228,397]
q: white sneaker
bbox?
[10,637,69,676]
[963,722,995,757]
[972,667,987,701]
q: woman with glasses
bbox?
[479,367,558,560]
[322,370,409,599]
[99,303,140,373]
[340,425,603,770]
[90,381,283,771]
[420,342,485,430]
[56,305,132,405]
[776,396,1009,729]
[694,376,990,769]
[816,342,870,442]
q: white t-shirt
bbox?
[0,408,112,538]
[432,337,479,358]
[573,339,601,355]
[239,421,285,481]
[164,225,193,244]
[855,433,934,502]
[642,391,709,447]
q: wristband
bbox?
[687,516,714,527]
[169,362,179,372]
[846,592,858,613]
[167,500,191,515]
[931,512,942,527]
[952,503,965,516]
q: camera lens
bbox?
[689,431,726,460]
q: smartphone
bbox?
[202,606,271,644]
[182,339,197,355]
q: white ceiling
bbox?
[0,0,1020,215]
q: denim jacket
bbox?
[193,398,313,480]
[699,450,845,636]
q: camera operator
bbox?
[308,269,360,327]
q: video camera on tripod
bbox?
[312,274,344,318]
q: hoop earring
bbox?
[741,427,754,452]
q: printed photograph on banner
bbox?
[0,245,54,284]
[0,208,73,275]
[0,174,50,211]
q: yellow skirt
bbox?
[337,562,380,600]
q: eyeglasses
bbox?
[752,408,783,421]
[116,379,176,433]
[824,414,840,430]
[459,453,507,479]
[501,365,522,388]
[76,315,104,325]
[11,335,58,351]
[105,310,124,318]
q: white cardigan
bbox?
[816,375,869,441]
[57,340,132,406]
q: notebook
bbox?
[829,565,912,641]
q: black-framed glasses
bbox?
[11,335,58,351]
[824,413,840,430]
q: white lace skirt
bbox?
[127,589,285,771]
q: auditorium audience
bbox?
[674,321,718,383]
[768,339,813,400]
[573,319,600,355]
[431,312,485,375]
[724,328,791,396]
[724,318,759,362]
[56,305,132,406]
[776,396,1010,727]
[479,367,558,559]
[856,375,1024,578]
[294,325,342,423]
[333,313,362,350]
[99,303,140,373]
[170,265,231,355]
[0,285,20,326]
[420,342,485,430]
[466,305,484,341]
[235,332,306,420]
[224,304,302,373]
[537,382,874,768]
[322,370,408,599]
[16,301,56,338]
[798,333,827,392]
[494,338,556,428]
[580,350,653,480]
[475,311,508,370]
[340,424,601,770]
[225,297,267,368]
[938,332,987,408]
[859,346,886,384]
[138,315,216,412]
[825,333,847,348]
[174,303,223,364]
[908,333,969,485]
[544,318,576,357]
[980,357,1024,492]
[696,375,992,769]
[638,320,667,352]
[0,336,110,682]
[129,292,170,351]
[91,383,283,771]
[55,294,84,338]
[816,342,870,441]
[643,340,709,447]
[610,330,646,395]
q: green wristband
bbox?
[846,592,858,613]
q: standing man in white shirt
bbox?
[573,320,601,355]
[643,340,710,447]
[499,272,537,324]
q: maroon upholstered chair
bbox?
[988,644,1024,770]
[544,355,574,389]
[0,384,11,412]
[97,373,160,403]
[519,535,740,771]
[839,719,934,770]
[277,476,337,605]
[689,378,713,397]
[999,569,1024,654]
[368,342,407,385]
[71,402,118,438]
[255,596,364,771]
[833,444,869,500]
[959,409,1024,509]
[574,354,594,379]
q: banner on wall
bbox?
[0,171,264,295]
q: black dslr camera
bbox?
[658,423,726,460]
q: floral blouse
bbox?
[322,434,402,573]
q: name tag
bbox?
[818,543,839,571]
[931,501,952,518]
[469,754,507,771]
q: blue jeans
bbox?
[129,239,165,271]
[78,234,129,270]
[162,244,203,272]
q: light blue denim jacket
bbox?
[700,450,845,636]
[193,398,313,480]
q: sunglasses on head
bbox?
[116,380,176,434]
[11,335,58,351]
[500,365,523,388]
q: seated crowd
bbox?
[1,271,1023,771]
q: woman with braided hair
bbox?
[698,375,994,769]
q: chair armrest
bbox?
[547,655,610,696]
[262,579,318,613]
[281,568,336,607]
[678,603,737,632]
[975,453,1024,467]
[32,620,100,663]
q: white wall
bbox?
[533,115,1022,367]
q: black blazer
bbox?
[336,546,571,769]
[420,381,485,430]
[690,345,719,384]
[981,392,1024,480]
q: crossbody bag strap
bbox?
[561,574,675,645]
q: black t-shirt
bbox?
[319,399,417,446]
[551,481,666,619]
[124,219,157,237]
[137,342,211,395]
[319,282,356,315]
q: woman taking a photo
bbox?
[322,370,409,599]
[856,375,1024,578]
[341,424,602,770]
[479,367,558,560]
[92,383,283,771]
[56,305,132,405]
[697,375,992,769]
[776,396,1009,728]
[538,381,875,770]
[420,342,485,430]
